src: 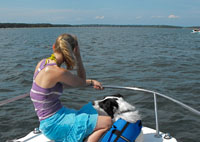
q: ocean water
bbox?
[0,27,199,142]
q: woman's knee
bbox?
[104,117,112,128]
[95,116,112,130]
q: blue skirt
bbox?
[39,102,98,142]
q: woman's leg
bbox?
[87,116,112,142]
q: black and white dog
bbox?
[93,94,144,142]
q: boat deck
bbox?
[14,126,177,142]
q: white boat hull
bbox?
[192,30,200,33]
[13,126,177,142]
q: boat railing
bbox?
[1,85,200,139]
[103,85,200,138]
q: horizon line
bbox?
[0,22,199,28]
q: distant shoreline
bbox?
[0,23,199,29]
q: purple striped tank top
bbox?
[30,59,63,121]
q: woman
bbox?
[30,33,112,142]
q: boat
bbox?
[7,85,200,142]
[191,28,200,33]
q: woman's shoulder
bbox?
[44,65,69,84]
[45,63,67,75]
[36,59,46,67]
[34,59,45,74]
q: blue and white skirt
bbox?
[39,102,98,142]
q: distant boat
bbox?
[191,28,200,33]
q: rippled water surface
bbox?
[0,27,200,142]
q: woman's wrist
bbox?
[86,79,93,86]
[90,79,93,86]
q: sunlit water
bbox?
[0,27,200,142]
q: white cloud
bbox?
[168,14,179,19]
[95,16,104,20]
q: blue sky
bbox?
[0,0,200,26]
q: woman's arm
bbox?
[76,54,86,81]
[58,70,103,89]
[57,45,103,89]
[58,68,86,87]
[74,45,86,81]
[58,44,86,87]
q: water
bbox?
[0,27,200,142]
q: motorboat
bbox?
[6,85,200,142]
[191,29,200,33]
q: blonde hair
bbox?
[54,33,78,70]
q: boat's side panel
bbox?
[142,127,177,142]
[16,132,53,142]
[15,127,177,142]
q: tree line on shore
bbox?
[0,23,72,28]
[0,23,198,29]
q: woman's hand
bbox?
[87,79,104,90]
[92,80,104,90]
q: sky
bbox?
[0,0,200,26]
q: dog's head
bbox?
[92,94,122,118]
[93,94,137,120]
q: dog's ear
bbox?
[109,99,119,118]
[112,93,123,98]
[110,99,119,109]
[101,99,119,119]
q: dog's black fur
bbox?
[93,94,123,118]
[98,98,118,118]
